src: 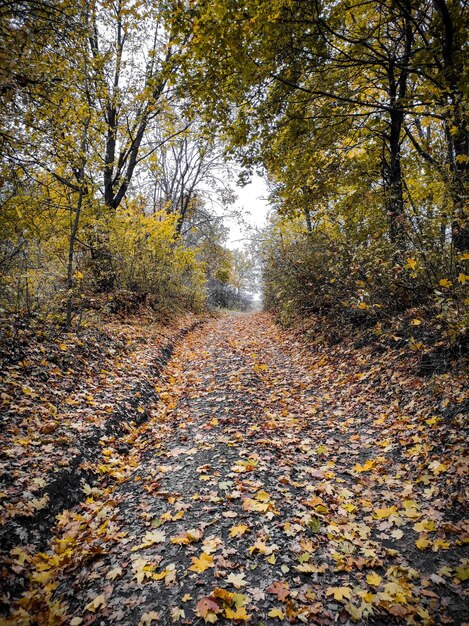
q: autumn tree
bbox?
[163,0,468,337]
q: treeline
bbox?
[167,0,468,341]
[0,0,255,328]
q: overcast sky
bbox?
[226,174,271,250]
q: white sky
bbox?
[226,174,271,250]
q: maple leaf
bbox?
[226,572,247,589]
[268,608,285,619]
[224,606,250,620]
[195,596,221,618]
[189,552,214,573]
[366,572,382,587]
[171,527,203,545]
[132,530,166,551]
[85,594,106,613]
[345,602,367,621]
[254,489,270,502]
[203,537,222,553]
[132,558,155,583]
[267,581,290,601]
[248,540,277,555]
[390,528,404,540]
[374,506,398,519]
[428,460,448,475]
[413,519,436,532]
[139,612,161,625]
[250,587,265,601]
[294,563,323,574]
[353,459,375,472]
[230,524,249,538]
[242,498,272,513]
[171,607,185,622]
[416,535,431,550]
[326,587,352,601]
[307,517,321,533]
[29,495,49,511]
[455,563,469,582]
[213,588,235,605]
[106,566,123,581]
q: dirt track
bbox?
[4,313,468,625]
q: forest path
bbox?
[7,313,468,625]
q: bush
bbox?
[261,214,468,343]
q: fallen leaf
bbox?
[189,552,214,573]
[326,587,352,601]
[226,572,247,589]
[85,594,106,613]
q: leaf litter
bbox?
[1,312,468,625]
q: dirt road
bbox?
[5,313,468,625]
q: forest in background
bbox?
[169,0,467,346]
[0,0,257,333]
[1,0,468,343]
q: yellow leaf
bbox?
[326,587,352,601]
[416,536,431,550]
[226,572,247,589]
[345,602,364,621]
[406,258,417,270]
[374,506,398,519]
[410,318,421,325]
[353,459,375,472]
[268,608,285,619]
[294,563,323,574]
[428,461,448,475]
[391,529,404,540]
[189,552,214,573]
[230,524,249,538]
[85,594,106,613]
[248,540,276,555]
[413,520,437,532]
[139,611,161,625]
[366,572,382,587]
[439,278,452,288]
[455,564,469,582]
[171,607,185,622]
[213,588,235,604]
[458,273,468,284]
[59,343,68,351]
[106,566,123,580]
[132,530,166,551]
[254,490,270,502]
[224,607,250,620]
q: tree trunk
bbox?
[304,206,313,234]
[433,0,468,252]
[385,108,406,245]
